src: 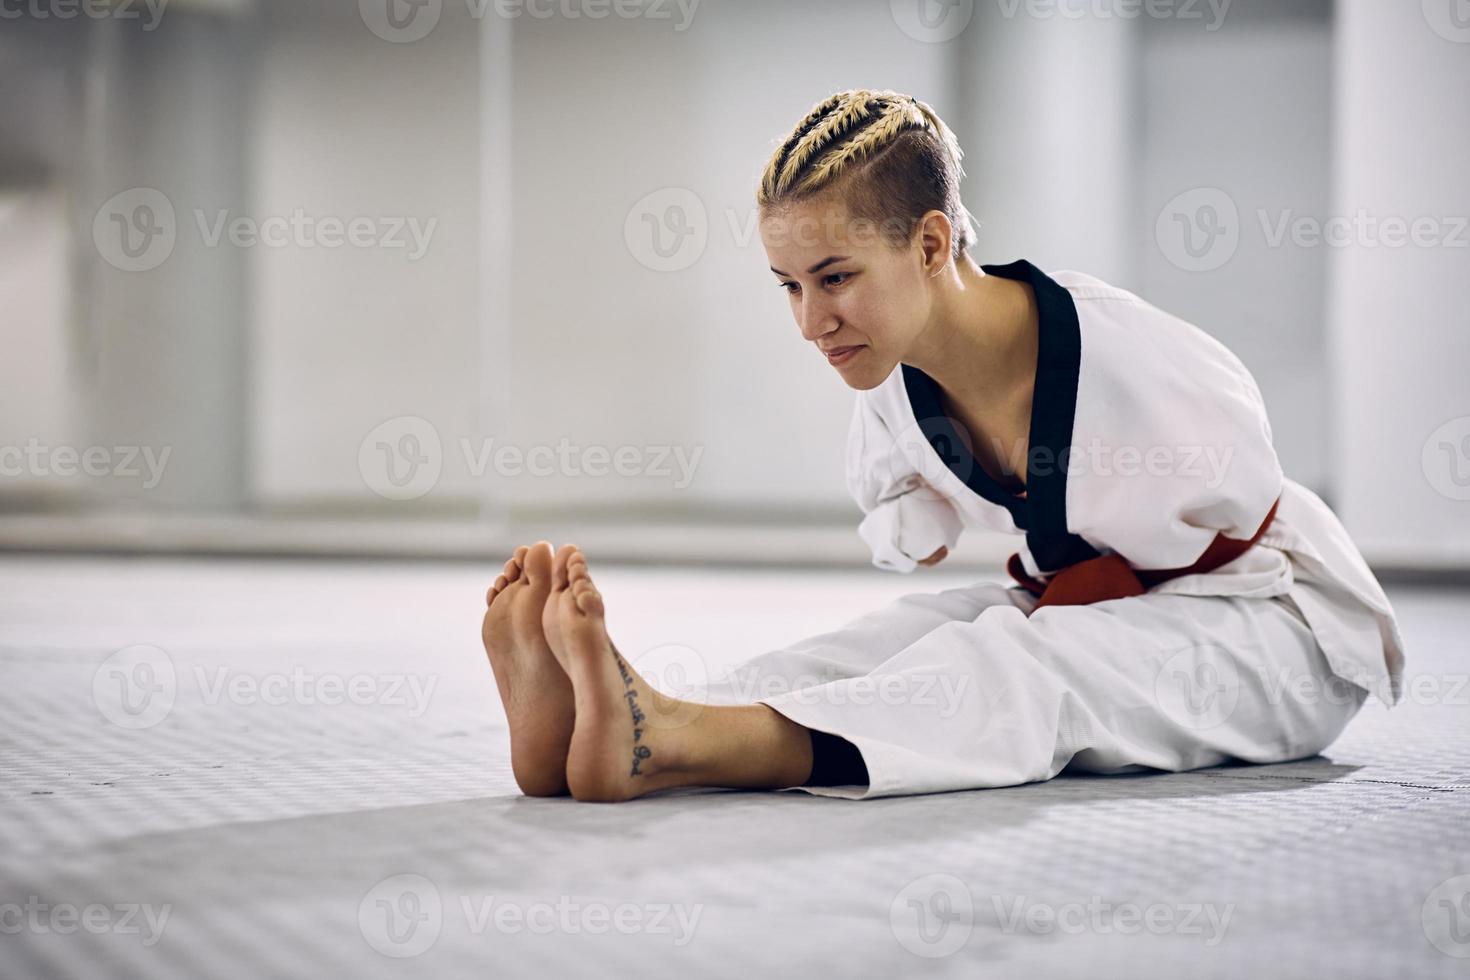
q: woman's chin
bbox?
[838,360,890,391]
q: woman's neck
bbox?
[903,256,1039,407]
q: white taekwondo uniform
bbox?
[697,259,1407,799]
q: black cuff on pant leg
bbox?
[805,729,870,787]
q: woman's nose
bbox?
[798,296,836,341]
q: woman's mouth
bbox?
[824,345,864,366]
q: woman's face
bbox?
[760,195,932,391]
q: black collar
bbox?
[901,259,1098,573]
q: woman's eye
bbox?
[824,273,850,287]
[779,281,799,294]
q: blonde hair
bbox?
[757,89,977,259]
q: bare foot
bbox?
[482,541,575,797]
[543,546,700,802]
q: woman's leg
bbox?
[693,577,1031,707]
[483,540,1021,799]
[544,545,1366,802]
[755,589,1368,799]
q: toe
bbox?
[552,543,579,590]
[571,580,603,617]
[523,540,554,585]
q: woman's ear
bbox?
[916,210,953,278]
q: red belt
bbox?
[1007,495,1281,612]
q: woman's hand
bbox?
[917,546,948,567]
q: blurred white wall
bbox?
[1138,0,1335,492]
[953,1,1140,285]
[1330,0,1470,566]
[1,0,1465,568]
[250,1,481,512]
[0,186,76,504]
[0,28,85,507]
[89,13,253,512]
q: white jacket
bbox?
[847,260,1406,706]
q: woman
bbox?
[481,89,1406,802]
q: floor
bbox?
[1,555,1467,979]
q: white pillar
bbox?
[1328,0,1470,567]
[953,2,1140,285]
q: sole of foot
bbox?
[482,541,576,798]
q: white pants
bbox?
[696,581,1368,799]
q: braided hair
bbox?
[758,89,977,260]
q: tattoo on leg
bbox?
[614,650,650,776]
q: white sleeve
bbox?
[845,394,964,573]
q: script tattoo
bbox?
[614,650,651,776]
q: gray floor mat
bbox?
[1,556,1466,979]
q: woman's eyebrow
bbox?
[769,255,852,277]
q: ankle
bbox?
[675,704,813,789]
